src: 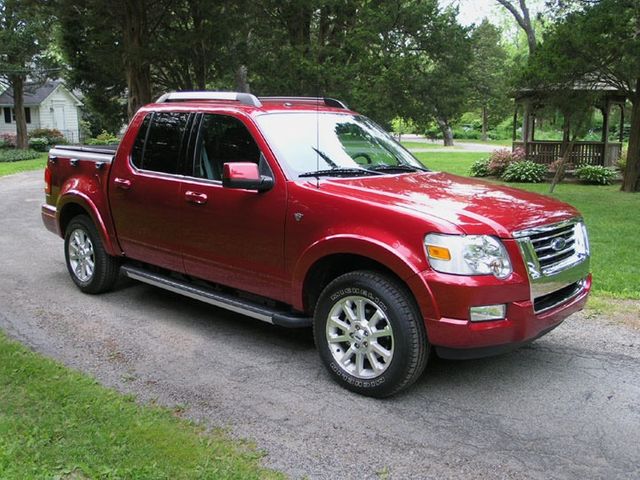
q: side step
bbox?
[121,265,313,328]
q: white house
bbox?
[0,80,83,142]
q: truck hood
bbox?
[319,172,580,237]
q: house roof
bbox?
[0,80,83,107]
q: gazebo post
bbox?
[602,101,610,166]
[619,104,625,144]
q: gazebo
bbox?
[512,85,626,166]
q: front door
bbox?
[179,113,288,301]
[109,111,193,272]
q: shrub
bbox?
[487,147,525,176]
[0,149,40,162]
[469,157,491,177]
[29,137,49,152]
[28,128,66,145]
[501,160,547,183]
[0,133,16,148]
[618,148,627,171]
[86,130,119,145]
[574,165,616,185]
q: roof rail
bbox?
[154,91,262,107]
[258,96,349,109]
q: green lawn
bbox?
[415,151,640,300]
[0,331,282,479]
[400,141,445,150]
[0,154,47,177]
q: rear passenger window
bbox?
[130,114,150,169]
[134,112,190,174]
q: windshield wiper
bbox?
[366,164,429,173]
[299,167,382,178]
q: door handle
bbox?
[114,177,132,190]
[185,190,208,205]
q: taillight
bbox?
[44,166,52,195]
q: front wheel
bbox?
[313,271,429,397]
[64,215,119,294]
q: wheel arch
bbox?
[57,194,119,256]
[295,236,434,319]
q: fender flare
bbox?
[57,191,119,256]
[291,234,435,314]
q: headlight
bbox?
[424,233,512,279]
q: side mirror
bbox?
[222,162,274,192]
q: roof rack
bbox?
[153,92,349,110]
[258,96,348,109]
[154,91,262,107]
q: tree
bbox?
[524,0,640,192]
[496,0,537,55]
[0,0,54,148]
[468,20,510,141]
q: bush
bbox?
[501,160,547,183]
[0,133,16,148]
[86,130,119,145]
[574,165,616,185]
[469,157,491,177]
[618,148,627,171]
[487,147,525,176]
[29,137,49,152]
[28,128,66,145]
[0,149,40,162]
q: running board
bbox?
[121,265,312,328]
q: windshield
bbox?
[255,112,426,178]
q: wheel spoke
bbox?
[355,351,365,376]
[342,300,357,322]
[328,316,351,333]
[340,346,355,366]
[371,342,392,361]
[367,351,384,373]
[355,298,366,321]
[328,333,351,344]
[369,309,384,327]
[371,325,392,339]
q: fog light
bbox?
[470,304,506,322]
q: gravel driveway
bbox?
[1,171,639,479]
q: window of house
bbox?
[3,107,31,124]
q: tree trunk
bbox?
[235,65,250,93]
[549,136,576,194]
[481,106,488,142]
[122,0,152,119]
[10,75,28,149]
[621,91,640,192]
[436,118,454,146]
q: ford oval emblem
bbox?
[550,237,567,251]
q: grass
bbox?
[0,331,282,479]
[0,153,47,177]
[400,141,445,150]
[414,151,640,300]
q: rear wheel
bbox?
[64,215,119,294]
[313,270,429,397]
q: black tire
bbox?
[64,215,119,294]
[313,270,429,397]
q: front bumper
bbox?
[406,262,591,359]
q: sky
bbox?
[442,0,545,27]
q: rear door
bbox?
[109,111,193,272]
[179,113,288,301]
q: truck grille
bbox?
[528,222,576,271]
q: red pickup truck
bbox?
[42,92,591,397]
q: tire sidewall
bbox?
[314,273,421,396]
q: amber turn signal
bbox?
[426,245,451,261]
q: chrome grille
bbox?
[528,222,576,270]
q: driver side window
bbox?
[194,114,260,181]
